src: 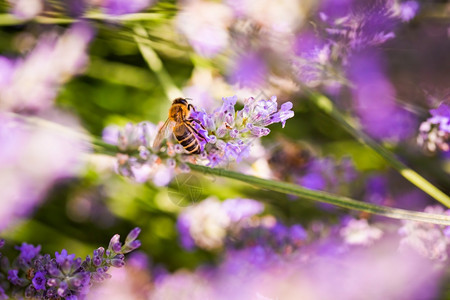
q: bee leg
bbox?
[187,104,197,112]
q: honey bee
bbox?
[153,98,206,154]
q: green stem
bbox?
[0,12,172,26]
[133,25,183,101]
[309,92,450,208]
[188,164,450,226]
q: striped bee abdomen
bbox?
[174,125,201,154]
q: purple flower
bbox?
[365,175,388,205]
[108,234,122,254]
[0,286,7,300]
[0,113,88,230]
[123,241,142,254]
[300,172,326,191]
[106,95,294,184]
[176,1,233,57]
[32,271,47,290]
[347,51,417,141]
[430,103,450,120]
[0,229,141,298]
[221,198,264,223]
[263,102,294,128]
[177,213,196,251]
[107,229,143,255]
[318,0,354,20]
[321,0,413,51]
[7,269,22,285]
[101,0,153,15]
[291,0,420,91]
[152,236,442,300]
[125,227,141,244]
[399,206,450,261]
[196,95,294,166]
[290,224,308,243]
[396,190,429,211]
[16,243,41,263]
[58,281,69,297]
[418,103,450,152]
[102,126,120,145]
[398,1,420,22]
[292,31,336,88]
[105,121,180,185]
[0,23,94,113]
[229,51,267,88]
[55,249,76,266]
[0,56,15,86]
[296,156,356,194]
[110,254,126,268]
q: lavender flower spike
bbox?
[418,103,450,152]
[0,23,94,113]
[104,95,294,184]
[101,0,154,16]
[0,228,141,299]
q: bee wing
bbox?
[153,118,175,150]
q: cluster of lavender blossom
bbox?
[176,0,419,84]
[122,199,448,300]
[7,0,155,20]
[0,113,88,231]
[269,147,357,194]
[177,0,422,144]
[0,9,151,300]
[149,230,441,300]
[0,24,93,113]
[293,0,420,80]
[0,22,93,230]
[103,95,294,185]
[176,197,450,261]
[293,0,420,142]
[418,103,450,153]
[177,198,265,250]
[291,0,422,143]
[0,228,141,299]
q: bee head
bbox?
[172,98,189,105]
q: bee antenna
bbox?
[185,97,193,101]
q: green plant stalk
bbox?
[187,163,450,226]
[133,25,183,101]
[0,12,172,26]
[88,128,450,226]
[6,113,450,225]
[309,92,450,208]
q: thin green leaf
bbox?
[133,25,183,101]
[309,92,450,208]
